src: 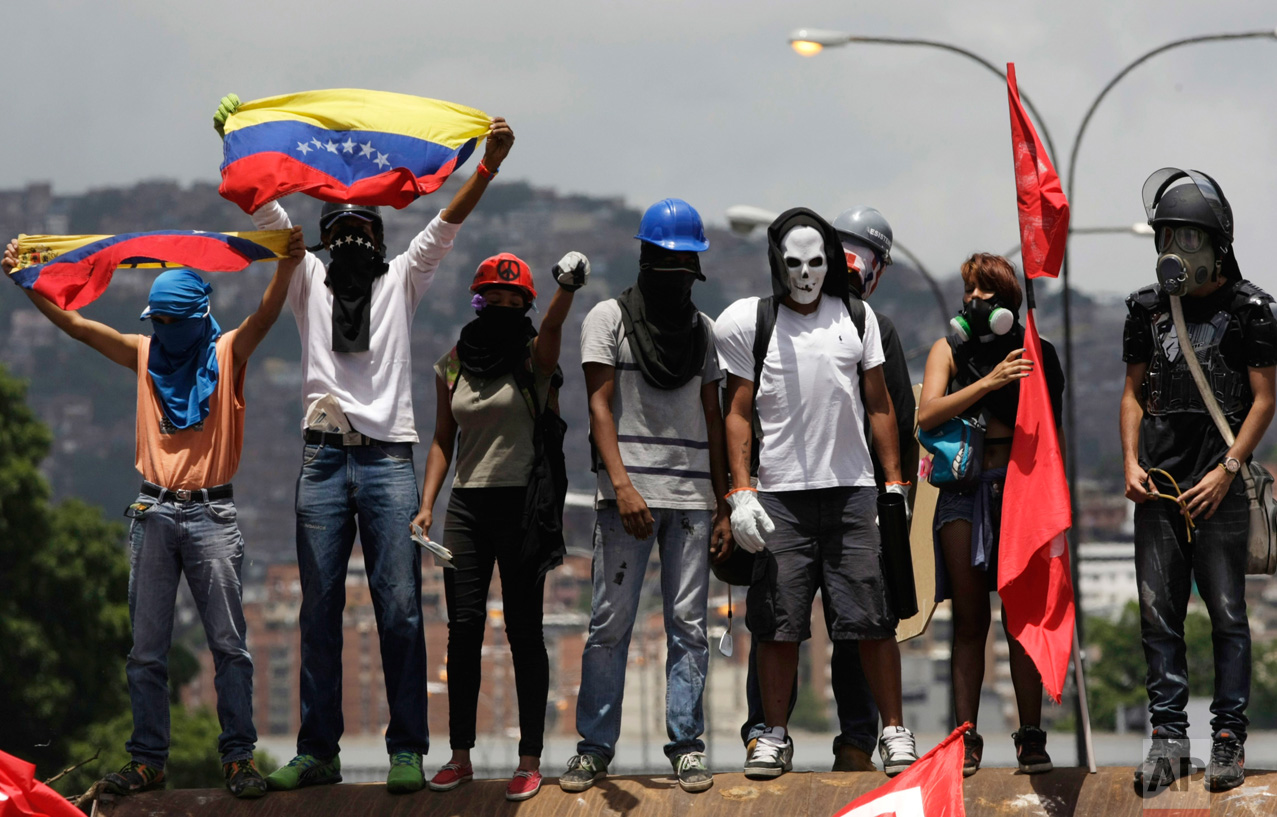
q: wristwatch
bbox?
[1222,456,1242,475]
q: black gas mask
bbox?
[1155,225,1220,296]
[950,295,1017,342]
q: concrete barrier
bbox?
[98,768,1277,816]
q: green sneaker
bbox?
[101,760,166,795]
[386,751,424,794]
[264,754,341,791]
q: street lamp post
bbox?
[725,204,951,330]
[788,29,1060,161]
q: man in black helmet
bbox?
[1121,168,1277,794]
[212,95,514,794]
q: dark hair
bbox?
[960,253,1022,312]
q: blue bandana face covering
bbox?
[141,270,222,429]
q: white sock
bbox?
[760,726,788,745]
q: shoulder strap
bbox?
[845,294,866,341]
[511,340,542,420]
[750,298,780,464]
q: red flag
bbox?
[0,751,84,817]
[1007,63,1069,279]
[832,725,968,817]
[999,307,1076,702]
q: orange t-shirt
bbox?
[135,330,246,490]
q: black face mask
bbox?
[456,304,536,379]
[324,229,389,353]
[616,257,706,391]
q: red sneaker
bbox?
[506,769,542,801]
[427,762,473,792]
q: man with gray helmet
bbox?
[738,206,917,773]
[1122,168,1276,794]
[213,94,515,793]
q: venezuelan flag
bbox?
[219,89,491,213]
[9,230,291,310]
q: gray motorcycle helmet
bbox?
[832,206,894,266]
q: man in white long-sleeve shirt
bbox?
[217,98,514,793]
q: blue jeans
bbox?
[125,493,255,768]
[1134,484,1250,741]
[576,506,711,763]
[742,638,879,756]
[295,442,428,758]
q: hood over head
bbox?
[765,207,850,302]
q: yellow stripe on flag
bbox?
[12,231,293,272]
[222,89,491,149]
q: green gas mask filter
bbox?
[950,296,1016,342]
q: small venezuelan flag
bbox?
[9,230,291,310]
[219,89,491,213]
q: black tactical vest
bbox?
[1141,295,1251,419]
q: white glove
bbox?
[885,482,912,525]
[726,490,775,553]
[554,251,590,292]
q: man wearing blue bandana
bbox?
[3,228,305,799]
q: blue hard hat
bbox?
[635,198,709,252]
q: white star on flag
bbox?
[311,137,323,150]
[341,138,355,153]
[296,142,312,155]
[325,141,339,153]
[374,152,391,169]
[359,141,375,158]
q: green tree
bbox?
[0,364,131,777]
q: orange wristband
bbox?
[725,487,757,498]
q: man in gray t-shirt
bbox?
[560,199,732,795]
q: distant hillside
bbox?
[1,178,1231,561]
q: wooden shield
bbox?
[896,383,937,642]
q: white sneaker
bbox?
[744,727,794,779]
[878,726,918,777]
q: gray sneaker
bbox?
[744,731,794,779]
[878,726,918,777]
[674,752,713,792]
[559,753,607,793]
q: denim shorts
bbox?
[931,480,1003,601]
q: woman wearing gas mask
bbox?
[412,250,589,802]
[917,253,1063,777]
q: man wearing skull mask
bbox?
[215,94,516,794]
[736,206,917,774]
[1121,168,1277,794]
[715,208,915,779]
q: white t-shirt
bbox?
[714,294,885,492]
[252,201,461,443]
[580,299,722,510]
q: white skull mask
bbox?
[782,226,827,305]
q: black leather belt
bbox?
[141,480,233,503]
[304,429,386,447]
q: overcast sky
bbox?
[3,1,1274,298]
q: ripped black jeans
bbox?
[1133,483,1250,741]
